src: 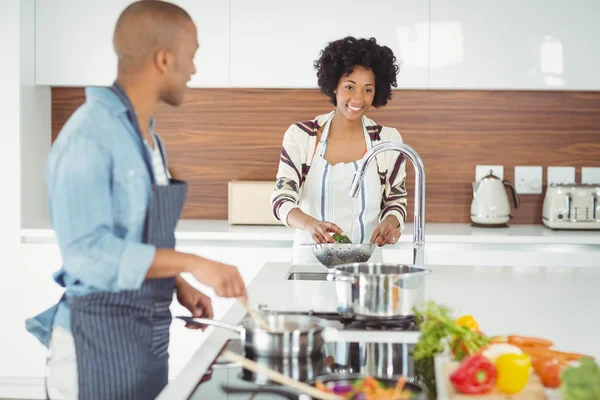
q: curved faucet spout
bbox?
[350,141,426,266]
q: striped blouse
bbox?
[270,111,409,232]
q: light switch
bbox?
[582,167,600,184]
[547,166,575,185]
[476,165,504,181]
[515,166,542,194]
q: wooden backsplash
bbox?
[51,88,600,224]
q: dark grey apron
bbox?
[68,83,188,400]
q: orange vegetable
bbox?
[532,356,563,388]
[508,335,553,348]
[516,344,592,363]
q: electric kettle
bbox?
[471,170,520,226]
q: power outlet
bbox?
[582,167,600,184]
[515,166,543,194]
[476,165,504,181]
[547,166,575,185]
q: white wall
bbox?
[21,0,51,227]
[0,0,24,379]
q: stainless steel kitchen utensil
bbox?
[327,263,430,318]
[350,141,426,266]
[309,243,376,268]
[177,314,331,358]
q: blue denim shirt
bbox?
[25,86,163,348]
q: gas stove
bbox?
[256,309,420,344]
[188,338,418,399]
[186,311,423,399]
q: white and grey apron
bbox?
[67,83,188,400]
[292,114,384,265]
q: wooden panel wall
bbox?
[51,88,600,224]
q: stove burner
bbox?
[269,310,419,331]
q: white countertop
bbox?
[157,261,600,400]
[21,218,600,245]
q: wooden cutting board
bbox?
[442,361,548,400]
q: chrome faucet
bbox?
[349,141,426,266]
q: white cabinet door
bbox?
[230,0,429,89]
[35,0,229,87]
[176,0,230,88]
[429,0,600,90]
[6,244,63,380]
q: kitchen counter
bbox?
[21,218,600,245]
[157,261,600,400]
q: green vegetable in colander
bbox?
[332,233,352,243]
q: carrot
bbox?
[516,344,593,362]
[394,376,406,392]
[508,335,554,348]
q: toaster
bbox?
[542,183,600,229]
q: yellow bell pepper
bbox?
[495,353,532,394]
[456,315,479,331]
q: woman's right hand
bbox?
[304,218,344,243]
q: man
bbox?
[25,1,247,399]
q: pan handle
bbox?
[176,316,244,333]
[221,385,305,400]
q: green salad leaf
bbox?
[561,357,600,400]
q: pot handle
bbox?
[221,385,301,400]
[176,316,244,333]
[326,271,354,283]
[503,180,520,208]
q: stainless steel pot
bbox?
[177,314,331,358]
[327,263,430,318]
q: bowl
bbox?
[309,243,377,268]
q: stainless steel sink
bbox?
[286,272,329,281]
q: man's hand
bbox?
[370,215,401,247]
[175,276,213,329]
[190,260,247,303]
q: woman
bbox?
[271,36,408,265]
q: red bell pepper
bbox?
[450,353,497,395]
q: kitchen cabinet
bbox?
[34,0,229,87]
[229,0,429,89]
[429,0,600,90]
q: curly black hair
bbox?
[313,36,400,108]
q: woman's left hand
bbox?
[370,215,401,247]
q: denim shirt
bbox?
[25,86,165,348]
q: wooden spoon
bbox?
[221,349,344,400]
[237,297,271,332]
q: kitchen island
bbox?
[157,261,600,400]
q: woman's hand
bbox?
[370,215,401,247]
[304,218,344,244]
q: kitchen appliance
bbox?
[188,311,430,399]
[228,180,279,225]
[327,264,430,318]
[542,183,600,230]
[470,170,519,226]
